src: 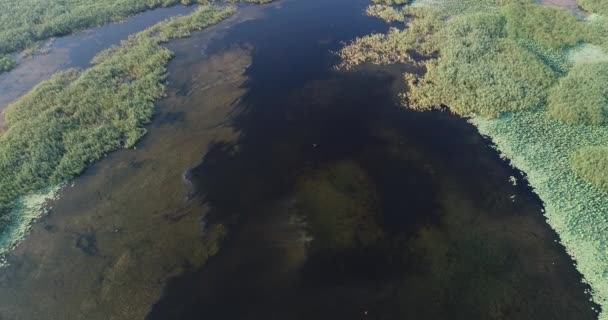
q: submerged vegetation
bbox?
[0,5,234,245]
[295,161,384,251]
[340,0,608,317]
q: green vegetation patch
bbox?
[580,0,608,15]
[367,4,405,23]
[571,146,608,192]
[0,55,16,74]
[502,3,591,49]
[0,5,235,227]
[406,11,557,117]
[548,61,608,125]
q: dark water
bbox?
[146,0,598,319]
[0,0,600,319]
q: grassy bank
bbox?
[340,0,608,317]
[0,5,235,257]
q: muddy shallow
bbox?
[0,0,600,319]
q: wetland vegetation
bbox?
[340,0,608,317]
[0,5,234,254]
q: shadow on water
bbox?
[147,0,599,319]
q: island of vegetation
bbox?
[339,0,608,318]
[0,4,237,261]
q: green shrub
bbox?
[571,146,608,192]
[0,55,16,73]
[548,61,608,125]
[406,12,557,117]
[579,0,608,15]
[502,3,591,49]
[367,4,405,23]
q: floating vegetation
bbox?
[339,0,608,317]
[0,185,61,266]
[0,5,235,253]
[471,111,608,318]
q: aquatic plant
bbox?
[548,61,608,125]
[0,55,16,74]
[471,111,608,317]
[0,5,235,228]
[366,4,405,23]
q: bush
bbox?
[406,11,557,117]
[571,146,608,192]
[502,3,591,49]
[579,0,608,15]
[548,61,608,125]
[0,55,16,73]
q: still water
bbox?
[0,0,599,319]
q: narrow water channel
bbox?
[0,0,600,319]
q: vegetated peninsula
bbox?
[339,0,608,318]
[0,5,236,260]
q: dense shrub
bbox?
[502,3,591,49]
[571,146,608,192]
[406,12,557,117]
[0,5,235,224]
[366,4,405,23]
[580,0,608,15]
[0,55,16,73]
[548,61,608,125]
